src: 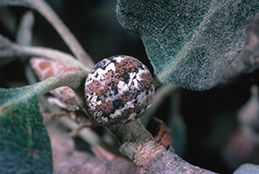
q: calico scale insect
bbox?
[31,55,154,127]
[84,55,154,126]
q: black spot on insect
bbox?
[125,91,130,96]
[134,90,141,99]
[101,112,109,118]
[136,110,141,114]
[119,65,124,69]
[95,60,107,70]
[110,108,116,114]
[108,56,118,62]
[98,60,115,71]
[95,73,99,78]
[134,100,138,104]
[97,96,102,101]
[134,67,139,73]
[146,91,149,95]
[138,65,145,70]
[113,99,124,109]
[108,81,114,86]
[109,58,117,65]
[114,86,119,95]
[123,72,130,84]
[107,81,119,95]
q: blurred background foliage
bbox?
[1,0,259,173]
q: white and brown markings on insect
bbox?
[84,55,154,126]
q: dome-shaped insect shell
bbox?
[84,55,154,127]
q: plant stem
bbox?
[141,83,179,126]
[108,119,217,173]
[59,116,116,154]
[0,34,90,71]
[32,0,95,68]
[16,10,34,46]
[0,0,95,68]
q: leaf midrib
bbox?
[157,1,216,81]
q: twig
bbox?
[16,10,34,46]
[15,10,39,84]
[33,0,95,67]
[108,120,218,173]
[0,34,90,71]
[0,0,95,68]
[59,116,118,154]
[141,83,180,126]
[33,0,94,67]
[21,46,91,72]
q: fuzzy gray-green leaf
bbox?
[116,0,259,90]
[0,71,87,173]
[0,86,52,174]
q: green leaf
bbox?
[116,0,259,90]
[0,71,87,173]
[0,86,52,173]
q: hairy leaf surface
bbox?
[0,71,87,173]
[0,86,52,174]
[116,0,259,90]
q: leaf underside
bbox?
[116,0,259,90]
[0,86,52,174]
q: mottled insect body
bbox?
[84,55,154,126]
[31,56,154,127]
